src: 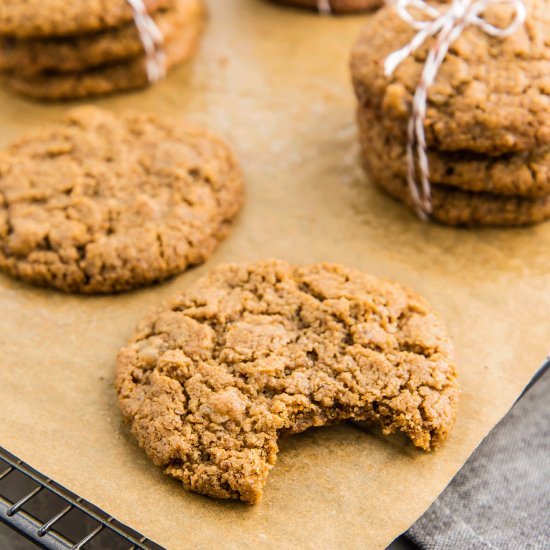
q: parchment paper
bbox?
[1,1,549,548]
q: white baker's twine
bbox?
[126,0,167,83]
[383,0,526,220]
[317,0,333,14]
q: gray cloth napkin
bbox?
[406,361,550,550]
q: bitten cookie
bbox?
[350,0,550,155]
[0,106,244,293]
[116,260,459,503]
[0,0,170,38]
[2,15,203,101]
[0,0,203,77]
[272,0,383,13]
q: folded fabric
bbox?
[407,359,550,550]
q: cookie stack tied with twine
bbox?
[351,0,550,226]
[0,0,205,101]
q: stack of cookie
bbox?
[0,106,244,293]
[272,0,383,13]
[350,0,550,226]
[0,0,205,101]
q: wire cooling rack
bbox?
[0,447,164,550]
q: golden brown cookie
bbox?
[358,106,550,198]
[272,0,382,13]
[359,125,550,226]
[373,172,550,226]
[0,0,203,77]
[2,12,204,101]
[351,0,550,155]
[0,106,244,293]
[0,0,171,38]
[116,260,459,503]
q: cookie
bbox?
[272,0,382,13]
[0,0,203,77]
[0,0,171,38]
[351,0,550,155]
[358,106,550,198]
[0,106,244,293]
[116,260,459,503]
[359,131,550,226]
[2,15,204,101]
[374,174,550,227]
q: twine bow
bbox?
[383,0,526,220]
[126,0,167,83]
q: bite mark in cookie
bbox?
[116,260,459,503]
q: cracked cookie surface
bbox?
[351,0,550,154]
[0,106,244,293]
[0,0,170,38]
[0,0,203,77]
[115,260,459,503]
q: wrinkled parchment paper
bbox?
[1,1,549,548]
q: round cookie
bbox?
[359,132,550,226]
[374,174,550,227]
[272,0,382,13]
[0,106,244,293]
[351,0,550,155]
[0,0,204,77]
[0,0,171,38]
[357,106,550,198]
[116,260,459,503]
[2,15,203,101]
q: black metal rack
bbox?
[0,447,164,550]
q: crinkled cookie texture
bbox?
[0,0,203,77]
[272,0,383,13]
[358,106,550,198]
[116,260,459,503]
[351,0,550,154]
[358,115,550,226]
[2,13,204,101]
[0,106,244,293]
[0,0,170,38]
[371,169,550,226]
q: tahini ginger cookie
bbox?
[351,0,550,155]
[116,260,459,503]
[2,13,204,101]
[0,0,171,38]
[0,106,244,293]
[0,0,203,77]
[357,106,550,199]
[358,107,550,226]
